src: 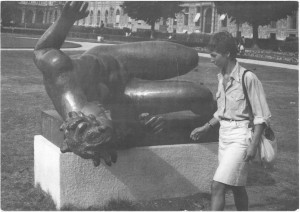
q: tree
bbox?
[214,1,298,47]
[121,2,182,39]
[1,1,20,26]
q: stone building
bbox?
[17,1,298,40]
[18,1,63,25]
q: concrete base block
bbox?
[34,135,218,209]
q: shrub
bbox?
[285,36,298,42]
[123,27,131,34]
[70,26,126,36]
[243,37,298,52]
[132,29,152,38]
[243,38,281,51]
[279,40,299,52]
[171,33,212,47]
[1,26,45,35]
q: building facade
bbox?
[18,1,64,25]
[17,1,298,40]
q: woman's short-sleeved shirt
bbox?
[213,62,271,126]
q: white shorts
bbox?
[213,120,252,186]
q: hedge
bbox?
[279,41,298,52]
[169,33,212,47]
[1,26,45,35]
[71,25,126,36]
[243,37,298,52]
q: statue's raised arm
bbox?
[35,1,89,51]
[34,2,117,167]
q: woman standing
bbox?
[190,31,271,211]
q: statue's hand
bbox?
[61,1,89,22]
[139,113,166,134]
[60,111,117,167]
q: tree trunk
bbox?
[236,20,240,38]
[150,21,155,39]
[252,22,259,49]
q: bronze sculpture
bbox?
[34,2,215,166]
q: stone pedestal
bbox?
[34,110,218,209]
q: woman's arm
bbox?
[190,117,219,141]
[243,71,271,161]
[244,123,265,162]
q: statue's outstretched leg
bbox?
[84,41,199,80]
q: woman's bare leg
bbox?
[211,181,226,211]
[231,186,248,211]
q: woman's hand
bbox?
[190,124,210,141]
[244,124,265,162]
[61,1,89,23]
[244,143,258,162]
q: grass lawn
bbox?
[1,47,298,210]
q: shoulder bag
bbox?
[242,70,277,164]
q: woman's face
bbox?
[210,51,228,70]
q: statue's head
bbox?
[60,110,115,162]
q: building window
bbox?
[36,10,44,24]
[105,10,108,24]
[173,18,177,25]
[270,33,276,39]
[221,16,227,27]
[194,12,201,26]
[54,10,58,22]
[204,8,212,33]
[116,9,120,24]
[162,18,167,25]
[184,7,189,13]
[270,21,277,28]
[90,11,93,25]
[184,14,189,25]
[25,10,34,24]
[288,15,297,29]
[97,10,100,26]
[183,7,189,26]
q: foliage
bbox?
[1,1,20,26]
[121,1,182,38]
[71,25,126,36]
[279,40,298,53]
[194,44,298,64]
[214,1,298,46]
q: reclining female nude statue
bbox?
[34,2,215,167]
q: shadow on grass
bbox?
[247,161,276,186]
[29,184,57,210]
[61,198,137,211]
[60,192,210,211]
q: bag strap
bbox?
[242,70,253,115]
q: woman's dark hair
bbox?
[208,31,238,60]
